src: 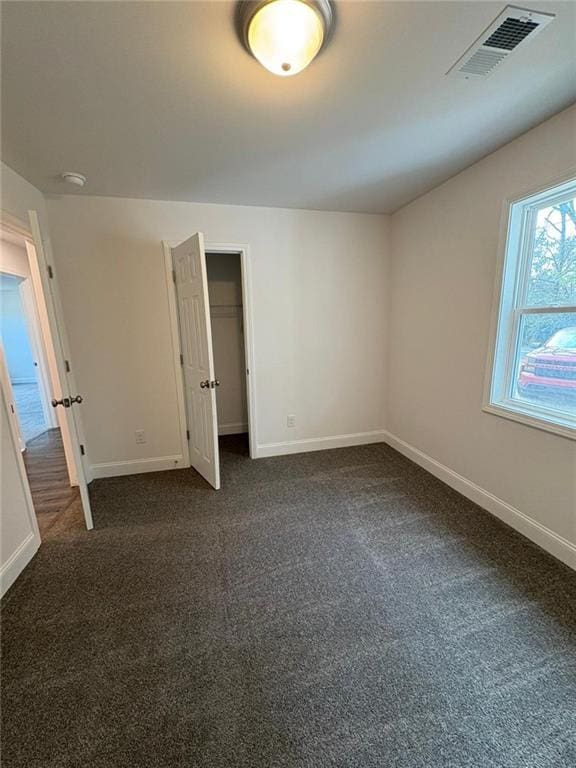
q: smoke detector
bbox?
[61,172,86,187]
[447,6,555,79]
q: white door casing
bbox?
[28,211,94,529]
[172,233,220,490]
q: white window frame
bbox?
[484,173,576,441]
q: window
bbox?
[487,177,576,438]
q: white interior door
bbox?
[172,233,220,490]
[0,343,26,453]
[28,211,94,529]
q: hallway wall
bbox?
[0,275,36,383]
[0,237,30,278]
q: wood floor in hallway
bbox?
[22,428,79,537]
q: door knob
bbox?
[51,397,71,408]
[70,395,83,404]
[200,380,210,388]
[214,379,220,387]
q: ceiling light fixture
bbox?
[238,0,333,76]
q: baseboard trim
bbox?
[11,377,36,385]
[383,431,576,571]
[256,430,387,458]
[218,423,248,436]
[91,454,185,479]
[1,532,39,598]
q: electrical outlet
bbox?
[135,429,146,444]
[287,414,296,428]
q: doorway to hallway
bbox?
[0,218,88,538]
[0,266,53,443]
[12,383,47,442]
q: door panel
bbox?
[0,344,26,453]
[172,233,220,490]
[28,212,94,529]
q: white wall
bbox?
[207,252,248,435]
[45,195,389,468]
[1,239,37,383]
[387,105,576,566]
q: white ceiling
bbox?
[2,1,575,214]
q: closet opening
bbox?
[206,251,249,457]
[167,235,256,490]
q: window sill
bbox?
[483,401,576,441]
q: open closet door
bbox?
[28,211,94,530]
[172,233,220,490]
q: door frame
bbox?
[0,258,57,433]
[1,208,94,529]
[162,240,258,461]
[1,211,78,481]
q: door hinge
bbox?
[10,404,15,413]
[180,353,184,366]
[47,265,54,279]
[65,360,71,372]
[172,269,176,284]
[80,444,85,456]
[186,429,190,441]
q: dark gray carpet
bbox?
[2,436,575,767]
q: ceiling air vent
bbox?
[447,5,555,79]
